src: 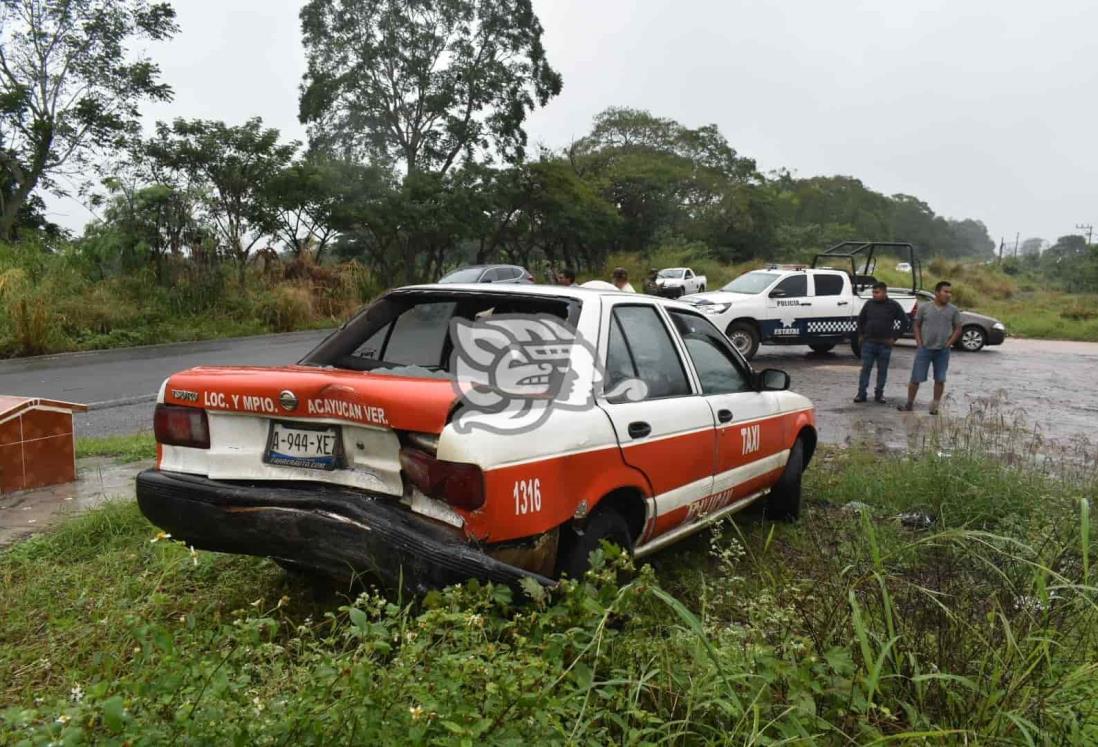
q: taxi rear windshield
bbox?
[301,291,580,374]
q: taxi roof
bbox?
[396,282,699,310]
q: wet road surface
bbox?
[762,338,1098,449]
[0,458,151,547]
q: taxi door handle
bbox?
[717,409,733,423]
[627,421,651,439]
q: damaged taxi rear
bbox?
[137,284,816,591]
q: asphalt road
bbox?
[0,329,334,437]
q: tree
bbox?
[0,0,178,239]
[569,108,761,254]
[946,218,995,258]
[264,157,350,259]
[1019,237,1044,257]
[145,118,297,278]
[299,0,561,177]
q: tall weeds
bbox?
[1,408,1096,743]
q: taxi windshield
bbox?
[722,272,780,294]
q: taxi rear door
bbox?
[596,300,715,536]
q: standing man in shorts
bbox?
[898,281,962,414]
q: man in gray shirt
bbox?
[898,281,962,414]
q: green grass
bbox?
[3,413,1097,743]
[75,433,157,463]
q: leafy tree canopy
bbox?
[0,0,178,239]
[299,0,561,177]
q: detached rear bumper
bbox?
[136,469,553,592]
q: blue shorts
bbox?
[911,346,950,383]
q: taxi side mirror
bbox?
[757,369,790,391]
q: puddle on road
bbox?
[0,458,149,547]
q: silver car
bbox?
[910,290,1006,352]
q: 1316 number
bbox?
[513,478,542,515]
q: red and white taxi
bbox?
[136,284,817,590]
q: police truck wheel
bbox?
[764,439,804,522]
[809,344,836,354]
[958,325,986,352]
[726,322,760,360]
[555,508,634,580]
[850,336,862,358]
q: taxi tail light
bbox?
[154,404,210,449]
[399,447,484,511]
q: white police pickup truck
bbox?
[685,265,917,360]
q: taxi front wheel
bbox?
[555,508,634,580]
[764,440,804,522]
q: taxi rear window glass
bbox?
[304,292,579,374]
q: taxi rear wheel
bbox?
[764,439,804,522]
[555,508,634,580]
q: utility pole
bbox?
[1014,232,1020,258]
[998,236,1005,266]
[1076,223,1094,245]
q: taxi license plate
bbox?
[264,422,342,471]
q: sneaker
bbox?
[853,394,867,403]
[929,401,940,415]
[897,402,913,412]
[874,394,888,404]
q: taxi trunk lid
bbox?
[163,364,457,434]
[158,365,458,498]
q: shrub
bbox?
[256,283,315,332]
[1061,301,1098,321]
[5,296,55,356]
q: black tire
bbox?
[725,321,760,360]
[809,343,836,354]
[957,325,986,352]
[555,508,634,580]
[850,336,862,358]
[764,439,804,522]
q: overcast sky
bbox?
[45,0,1098,247]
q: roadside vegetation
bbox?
[5,0,1051,359]
[74,433,157,463]
[3,409,1096,743]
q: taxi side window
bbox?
[669,311,751,394]
[605,306,691,402]
[772,274,807,298]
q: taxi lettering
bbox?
[741,424,761,455]
[307,397,388,426]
